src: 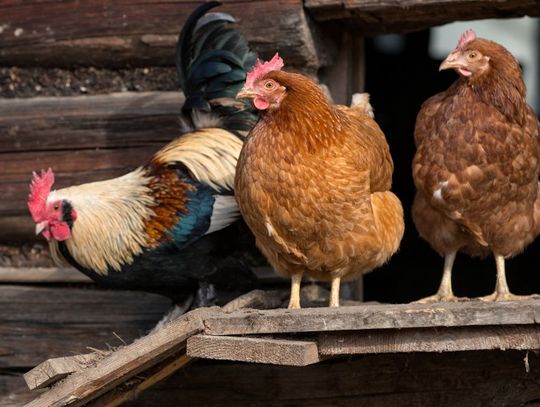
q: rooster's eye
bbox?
[53,204,59,211]
[264,81,274,89]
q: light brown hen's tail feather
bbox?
[370,191,405,264]
[534,182,540,237]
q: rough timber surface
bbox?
[0,1,322,71]
[202,300,540,335]
[305,0,540,34]
[0,91,182,241]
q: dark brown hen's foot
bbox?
[479,292,540,302]
[414,293,470,304]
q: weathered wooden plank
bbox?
[24,308,215,407]
[305,0,540,34]
[202,300,540,336]
[0,1,322,71]
[127,351,540,406]
[187,335,320,366]
[86,354,192,407]
[319,325,540,355]
[0,285,171,368]
[221,289,287,312]
[0,267,92,283]
[24,354,100,391]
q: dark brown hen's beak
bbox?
[236,87,256,100]
[439,51,466,71]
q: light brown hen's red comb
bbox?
[28,168,55,222]
[245,53,284,88]
[456,29,477,50]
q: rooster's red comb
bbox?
[28,168,55,222]
[245,53,284,88]
[456,29,477,50]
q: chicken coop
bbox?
[2,1,540,406]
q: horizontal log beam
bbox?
[0,1,321,71]
[305,0,540,34]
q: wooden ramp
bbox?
[22,290,540,406]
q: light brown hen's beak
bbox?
[439,51,467,71]
[236,88,256,100]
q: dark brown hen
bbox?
[413,30,540,302]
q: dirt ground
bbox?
[0,243,54,267]
[0,66,177,98]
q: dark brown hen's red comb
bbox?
[456,29,477,50]
[28,168,55,222]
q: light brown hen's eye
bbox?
[468,51,477,59]
[264,81,274,89]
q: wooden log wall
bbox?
[0,0,341,243]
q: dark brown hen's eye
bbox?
[264,81,274,89]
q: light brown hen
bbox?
[413,30,540,302]
[234,54,404,308]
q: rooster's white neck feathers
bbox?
[48,168,155,275]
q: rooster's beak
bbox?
[236,88,255,100]
[35,221,48,235]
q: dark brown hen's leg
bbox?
[416,251,469,303]
[480,254,540,301]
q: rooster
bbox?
[413,30,540,302]
[234,55,404,308]
[28,2,258,306]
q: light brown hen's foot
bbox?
[415,293,469,304]
[479,292,540,302]
[288,272,303,309]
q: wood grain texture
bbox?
[305,0,540,34]
[126,351,540,406]
[0,267,92,283]
[319,325,540,355]
[0,1,321,70]
[187,335,320,366]
[0,92,182,240]
[24,354,100,390]
[24,308,213,407]
[202,300,540,335]
[0,285,171,368]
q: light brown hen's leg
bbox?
[288,272,303,309]
[480,254,540,301]
[416,251,467,303]
[329,276,341,307]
